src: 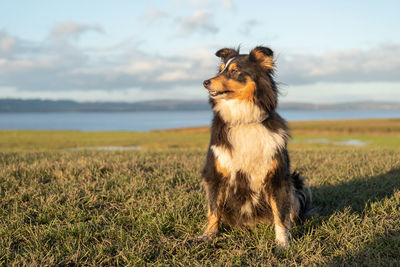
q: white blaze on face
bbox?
[219,57,237,74]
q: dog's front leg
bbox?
[269,192,292,249]
[198,179,224,240]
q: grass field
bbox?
[0,119,399,265]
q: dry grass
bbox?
[162,118,400,135]
[290,118,400,135]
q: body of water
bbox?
[0,110,399,131]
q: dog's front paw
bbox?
[274,225,290,249]
[275,238,289,249]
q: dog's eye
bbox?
[230,69,238,75]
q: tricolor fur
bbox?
[200,46,312,248]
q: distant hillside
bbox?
[0,99,209,112]
[1,99,400,112]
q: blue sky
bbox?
[1,0,400,103]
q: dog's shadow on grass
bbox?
[309,167,400,217]
[291,167,400,262]
[328,228,400,265]
[293,167,400,239]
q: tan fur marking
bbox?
[228,77,256,102]
[219,63,226,72]
[204,212,219,236]
[269,197,285,228]
[228,63,237,71]
[209,75,256,102]
[209,75,242,93]
[223,79,247,99]
[215,160,229,177]
[266,158,279,176]
[202,189,225,237]
[253,50,274,69]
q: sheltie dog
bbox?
[200,46,312,248]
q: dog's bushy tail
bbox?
[291,171,314,221]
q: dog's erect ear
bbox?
[249,46,274,70]
[215,48,239,61]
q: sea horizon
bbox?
[1,109,400,132]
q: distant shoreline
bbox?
[1,110,399,132]
[1,98,400,112]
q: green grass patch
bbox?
[1,119,399,152]
[0,130,209,152]
[0,119,399,265]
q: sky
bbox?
[1,0,400,103]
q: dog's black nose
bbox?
[203,79,210,88]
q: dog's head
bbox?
[203,46,278,113]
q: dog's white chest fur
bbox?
[211,123,286,193]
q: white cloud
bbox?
[276,44,400,84]
[50,22,104,39]
[175,10,219,36]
